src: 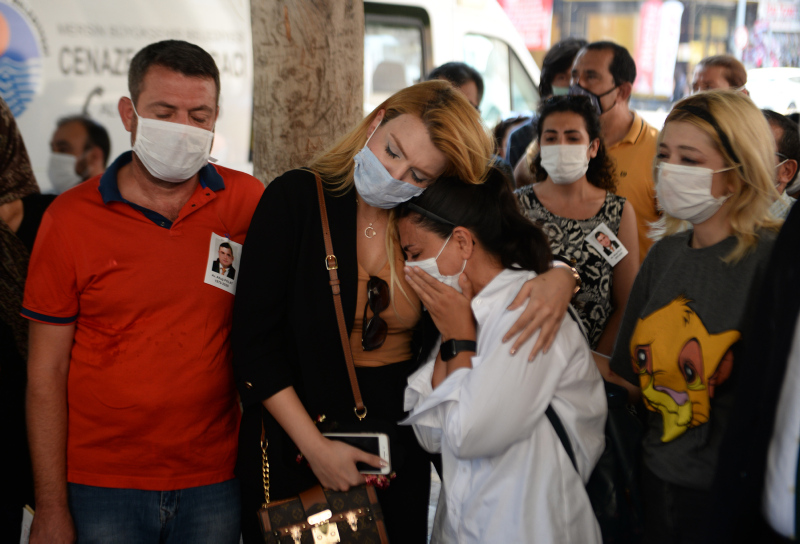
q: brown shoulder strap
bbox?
[313,172,367,420]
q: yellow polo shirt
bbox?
[607,112,659,262]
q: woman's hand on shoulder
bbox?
[404,265,476,342]
[503,266,575,361]
[304,438,384,491]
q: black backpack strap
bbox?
[545,302,584,473]
[545,405,578,472]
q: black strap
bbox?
[545,301,585,472]
[545,405,578,472]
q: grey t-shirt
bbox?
[609,229,776,490]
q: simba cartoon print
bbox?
[630,297,740,442]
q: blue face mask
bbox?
[568,84,617,116]
[353,127,425,209]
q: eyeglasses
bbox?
[362,276,389,351]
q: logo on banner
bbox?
[0,1,43,117]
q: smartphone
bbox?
[322,432,391,475]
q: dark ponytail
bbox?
[396,167,552,273]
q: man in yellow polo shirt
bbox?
[571,41,659,262]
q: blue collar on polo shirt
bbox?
[98,151,225,228]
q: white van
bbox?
[365,0,542,126]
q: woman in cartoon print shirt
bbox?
[608,91,780,543]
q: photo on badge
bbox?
[587,223,628,266]
[204,232,242,295]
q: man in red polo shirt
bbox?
[23,40,264,544]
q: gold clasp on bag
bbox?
[311,521,341,542]
[325,255,338,270]
[307,509,332,526]
[308,509,340,542]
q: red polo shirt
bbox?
[22,152,264,490]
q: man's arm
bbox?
[27,321,76,544]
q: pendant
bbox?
[365,224,377,239]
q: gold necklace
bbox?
[356,197,377,239]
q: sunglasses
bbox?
[362,276,389,351]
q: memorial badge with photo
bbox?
[204,232,242,295]
[587,223,628,266]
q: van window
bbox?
[364,13,427,113]
[464,34,539,125]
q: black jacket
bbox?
[710,203,800,542]
[232,169,438,498]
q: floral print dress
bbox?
[516,186,626,349]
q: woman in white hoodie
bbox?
[397,168,607,543]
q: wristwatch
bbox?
[440,339,477,362]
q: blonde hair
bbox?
[309,80,493,191]
[308,80,493,311]
[651,90,781,262]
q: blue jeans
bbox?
[68,479,240,544]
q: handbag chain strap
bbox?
[261,420,270,507]
[312,171,367,420]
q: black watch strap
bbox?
[440,339,477,362]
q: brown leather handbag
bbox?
[257,172,390,544]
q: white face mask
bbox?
[48,152,83,193]
[405,233,467,293]
[656,162,735,224]
[131,103,215,183]
[353,125,424,208]
[540,144,591,185]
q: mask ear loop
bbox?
[775,159,790,189]
[129,99,144,151]
[365,112,384,147]
[434,233,454,260]
[130,99,141,119]
[434,232,469,275]
[710,165,739,200]
[365,125,378,147]
[586,141,596,160]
